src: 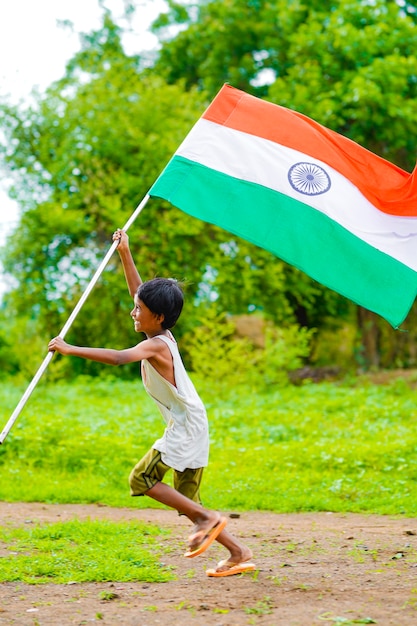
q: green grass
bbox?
[1,373,417,515]
[1,372,417,585]
[0,518,173,584]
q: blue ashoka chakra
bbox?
[288,162,331,196]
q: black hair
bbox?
[137,278,184,329]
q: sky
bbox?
[0,0,167,295]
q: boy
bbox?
[48,229,255,577]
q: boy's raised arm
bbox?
[113,229,142,298]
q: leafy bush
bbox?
[184,307,256,386]
[184,306,313,388]
[256,324,314,386]
[0,314,49,381]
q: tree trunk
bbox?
[356,307,380,369]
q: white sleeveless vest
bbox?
[141,331,209,472]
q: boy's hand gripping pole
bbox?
[0,194,150,444]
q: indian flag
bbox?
[149,84,417,328]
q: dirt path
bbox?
[1,502,417,625]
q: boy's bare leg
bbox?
[145,481,252,564]
[146,481,221,550]
[214,528,253,566]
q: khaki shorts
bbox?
[129,448,204,506]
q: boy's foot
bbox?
[206,558,257,577]
[184,516,227,558]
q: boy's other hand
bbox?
[113,228,129,251]
[48,337,71,355]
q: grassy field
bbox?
[1,372,417,585]
[1,373,417,516]
[0,518,173,583]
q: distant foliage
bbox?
[257,324,314,386]
[184,307,256,386]
[184,306,313,388]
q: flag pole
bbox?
[0,193,150,445]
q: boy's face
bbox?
[130,296,164,335]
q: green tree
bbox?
[151,0,332,98]
[0,13,301,379]
[0,15,211,375]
